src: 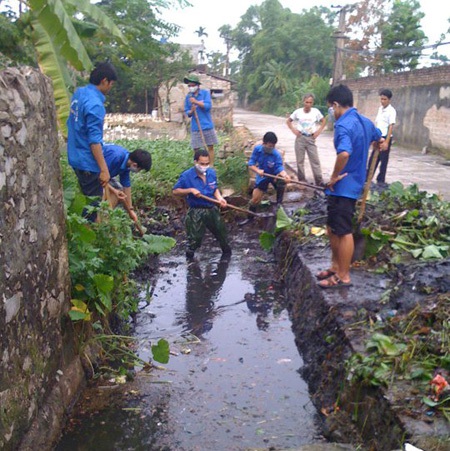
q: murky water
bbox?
[57,229,326,450]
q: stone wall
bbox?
[344,65,450,154]
[0,67,83,450]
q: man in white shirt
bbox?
[368,89,397,185]
[286,93,327,186]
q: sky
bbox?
[161,0,450,62]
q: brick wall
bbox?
[343,65,450,154]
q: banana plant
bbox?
[26,0,127,136]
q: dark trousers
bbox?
[185,207,229,253]
[368,139,391,183]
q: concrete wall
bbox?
[0,67,83,450]
[344,65,450,154]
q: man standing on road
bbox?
[184,74,218,165]
[318,84,382,289]
[368,89,397,186]
[67,62,118,221]
[173,149,231,260]
[287,93,327,186]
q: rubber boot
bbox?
[238,204,257,226]
[276,184,285,206]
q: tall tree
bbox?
[194,26,208,64]
[91,0,190,113]
[345,0,426,75]
[3,0,188,132]
[379,0,425,72]
[219,24,233,77]
[227,0,334,111]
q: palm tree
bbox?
[260,60,293,98]
[194,26,208,63]
[194,26,208,39]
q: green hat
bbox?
[184,74,201,85]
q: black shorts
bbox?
[74,169,103,197]
[255,178,283,192]
[326,195,356,236]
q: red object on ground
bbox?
[430,374,449,401]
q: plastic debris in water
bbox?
[404,444,424,451]
[277,358,292,364]
[430,372,449,401]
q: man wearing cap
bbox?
[184,74,218,165]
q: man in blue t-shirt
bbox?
[103,144,152,223]
[184,74,218,165]
[239,132,290,225]
[317,84,382,289]
[67,62,117,220]
[173,149,230,260]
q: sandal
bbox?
[318,274,352,289]
[316,269,336,280]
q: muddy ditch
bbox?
[273,194,450,451]
[56,199,331,450]
[56,184,449,450]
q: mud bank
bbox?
[274,232,450,450]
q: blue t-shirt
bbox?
[173,166,219,208]
[103,144,131,188]
[67,84,106,172]
[325,108,382,199]
[248,144,285,185]
[184,89,214,131]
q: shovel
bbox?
[104,184,146,236]
[261,172,324,191]
[197,194,273,218]
[352,145,380,261]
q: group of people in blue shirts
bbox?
[67,63,384,289]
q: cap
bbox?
[184,74,201,85]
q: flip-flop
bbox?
[318,274,352,289]
[316,269,336,280]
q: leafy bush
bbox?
[61,154,175,322]
[112,138,193,207]
[215,153,249,193]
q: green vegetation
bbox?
[60,135,249,375]
[346,294,450,421]
[274,183,450,422]
[2,0,444,128]
[113,138,249,205]
[281,182,450,264]
[360,182,450,262]
[61,153,176,372]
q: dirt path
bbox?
[234,108,450,200]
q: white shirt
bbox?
[375,104,396,137]
[290,107,324,135]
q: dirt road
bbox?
[234,108,450,200]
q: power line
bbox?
[340,41,450,56]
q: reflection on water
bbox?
[56,236,324,450]
[177,255,230,337]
